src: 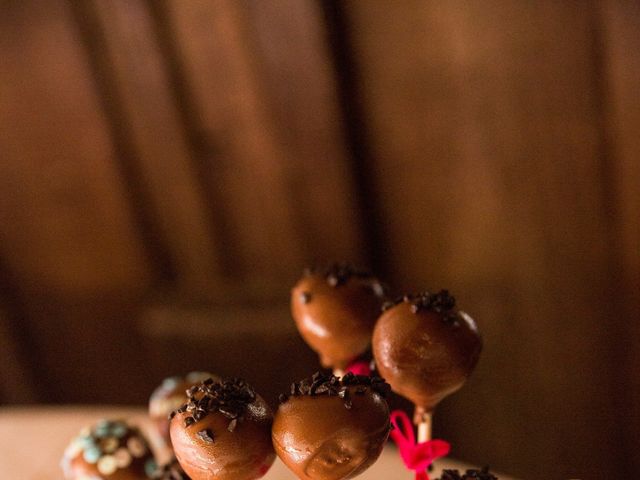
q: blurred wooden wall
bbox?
[0,0,638,478]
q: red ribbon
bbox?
[389,410,451,480]
[345,359,372,376]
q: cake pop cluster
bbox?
[60,262,496,480]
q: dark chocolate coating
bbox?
[373,301,482,413]
[291,272,385,370]
[61,420,156,480]
[149,372,219,445]
[272,387,390,480]
[170,395,275,480]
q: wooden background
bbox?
[0,0,638,478]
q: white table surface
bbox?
[0,406,515,479]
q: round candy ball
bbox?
[291,264,386,370]
[373,291,482,415]
[272,372,391,480]
[169,378,275,480]
[61,419,157,480]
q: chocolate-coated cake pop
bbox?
[169,378,275,480]
[373,291,482,417]
[273,372,391,480]
[61,419,157,480]
[149,372,219,445]
[291,264,386,370]
[437,467,498,479]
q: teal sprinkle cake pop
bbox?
[61,419,157,480]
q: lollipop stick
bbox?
[415,408,432,443]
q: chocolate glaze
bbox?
[149,372,219,446]
[291,265,386,370]
[61,419,156,480]
[372,292,482,415]
[273,373,391,480]
[170,379,275,480]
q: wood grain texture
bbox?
[343,1,626,477]
[156,0,366,290]
[599,0,640,473]
[156,0,304,287]
[239,0,365,267]
[0,305,36,403]
[79,0,224,295]
[0,0,150,297]
[0,1,638,477]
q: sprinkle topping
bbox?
[304,263,379,289]
[197,429,214,444]
[278,371,391,409]
[437,466,498,480]
[383,290,458,322]
[173,378,257,433]
[61,420,151,477]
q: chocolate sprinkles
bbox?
[300,291,312,304]
[278,371,391,409]
[304,263,379,289]
[173,378,257,433]
[196,429,214,444]
[437,466,498,480]
[383,290,459,323]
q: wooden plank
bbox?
[139,301,318,406]
[153,0,302,286]
[599,0,640,473]
[0,306,37,403]
[343,1,626,477]
[238,0,365,267]
[16,296,154,404]
[154,0,364,288]
[75,0,224,295]
[0,0,151,297]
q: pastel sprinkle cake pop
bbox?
[61,419,157,479]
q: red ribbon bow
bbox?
[389,410,451,480]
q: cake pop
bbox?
[61,419,157,480]
[291,264,386,372]
[372,291,482,439]
[149,371,219,445]
[272,371,391,480]
[169,378,275,480]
